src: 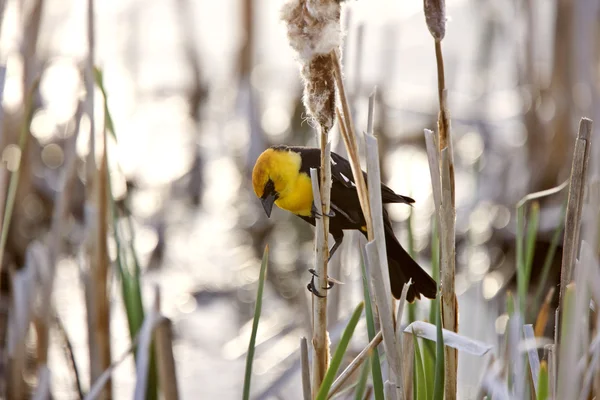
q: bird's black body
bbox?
[273,145,437,302]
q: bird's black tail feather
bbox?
[384,225,438,302]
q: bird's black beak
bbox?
[261,192,277,218]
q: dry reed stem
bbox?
[439,147,457,377]
[544,344,556,399]
[93,100,111,396]
[281,3,340,395]
[8,261,33,399]
[36,101,84,368]
[86,108,111,399]
[556,118,592,348]
[310,165,331,396]
[0,77,38,304]
[523,324,540,396]
[153,289,179,400]
[588,238,600,396]
[395,279,412,341]
[508,311,526,397]
[570,242,597,398]
[31,365,50,400]
[401,332,414,400]
[0,0,42,295]
[426,3,458,391]
[84,0,112,396]
[534,287,555,337]
[327,331,383,398]
[332,55,373,238]
[300,337,311,400]
[85,334,140,400]
[385,381,399,400]
[364,133,405,399]
[557,283,577,399]
[134,295,162,400]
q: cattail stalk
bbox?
[555,118,592,398]
[282,0,341,394]
[422,0,457,398]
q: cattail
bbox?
[423,0,446,41]
[281,0,341,132]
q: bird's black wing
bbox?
[329,151,414,205]
[277,146,414,205]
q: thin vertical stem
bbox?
[310,132,331,396]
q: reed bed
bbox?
[0,0,598,399]
[242,0,599,399]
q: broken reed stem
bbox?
[364,134,405,399]
[332,53,373,239]
[300,337,311,400]
[153,291,179,400]
[555,118,592,349]
[88,88,111,400]
[556,119,593,399]
[83,0,112,397]
[423,0,457,394]
[327,331,383,399]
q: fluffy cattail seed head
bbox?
[281,0,341,131]
[423,0,446,41]
[301,54,336,131]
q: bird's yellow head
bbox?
[252,147,312,217]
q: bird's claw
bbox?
[306,269,343,298]
[312,203,335,219]
[307,280,326,297]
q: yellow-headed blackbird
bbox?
[252,145,437,302]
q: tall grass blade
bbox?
[354,356,370,400]
[522,324,540,396]
[100,69,146,344]
[101,83,159,399]
[425,218,441,392]
[93,67,116,138]
[515,204,525,316]
[316,302,364,400]
[360,259,384,400]
[412,334,428,400]
[533,200,566,315]
[537,361,549,400]
[557,118,592,347]
[523,202,540,308]
[242,246,269,400]
[133,310,162,400]
[513,196,541,319]
[556,283,577,399]
[429,218,440,323]
[0,79,38,289]
[534,287,554,337]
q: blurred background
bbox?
[0,0,598,398]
